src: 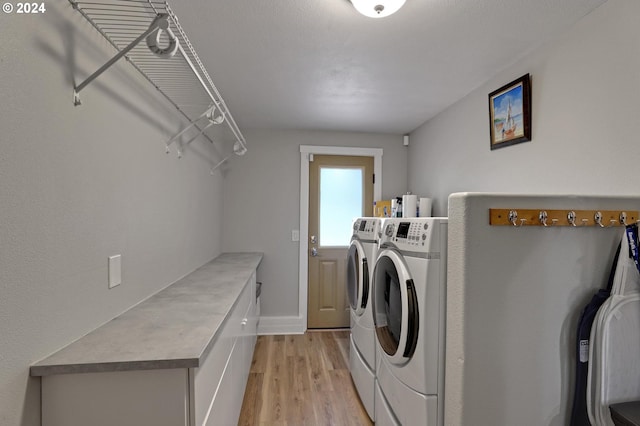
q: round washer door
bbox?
[347,238,369,316]
[372,248,419,365]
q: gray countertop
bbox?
[30,252,263,376]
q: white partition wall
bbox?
[445,193,640,426]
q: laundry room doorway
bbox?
[303,149,379,329]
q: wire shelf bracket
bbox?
[68,0,247,157]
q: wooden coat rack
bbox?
[490,209,639,227]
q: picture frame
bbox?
[488,74,531,150]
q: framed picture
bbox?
[489,74,531,150]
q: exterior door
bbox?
[307,155,374,329]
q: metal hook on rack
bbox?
[620,211,628,226]
[539,211,559,227]
[567,211,578,227]
[508,211,527,227]
[595,211,605,228]
[539,211,549,227]
[509,210,518,227]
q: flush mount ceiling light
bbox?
[350,0,406,18]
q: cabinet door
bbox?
[204,341,239,426]
[191,335,233,426]
[42,369,189,426]
[240,300,257,384]
[196,281,253,426]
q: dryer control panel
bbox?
[352,217,382,241]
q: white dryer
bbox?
[347,217,382,421]
[372,217,447,426]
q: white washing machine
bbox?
[347,217,382,421]
[372,217,447,426]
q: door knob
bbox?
[311,247,318,257]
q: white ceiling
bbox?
[170,0,607,135]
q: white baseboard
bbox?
[257,315,306,335]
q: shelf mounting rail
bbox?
[68,0,247,156]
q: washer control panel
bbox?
[395,221,428,247]
[381,218,444,250]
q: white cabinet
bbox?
[41,271,259,426]
[42,369,191,426]
[193,272,257,426]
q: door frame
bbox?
[299,145,383,330]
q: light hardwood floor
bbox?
[238,330,374,426]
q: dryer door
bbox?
[373,248,419,365]
[347,238,369,316]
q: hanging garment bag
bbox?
[570,241,621,426]
[587,224,640,426]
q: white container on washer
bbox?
[402,193,418,218]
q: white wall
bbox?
[408,0,640,216]
[0,3,226,424]
[222,129,407,321]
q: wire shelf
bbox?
[69,0,247,155]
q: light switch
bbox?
[108,255,122,289]
[292,230,300,242]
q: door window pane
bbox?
[319,167,363,246]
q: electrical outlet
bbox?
[108,255,122,289]
[292,230,300,242]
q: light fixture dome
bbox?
[351,0,406,18]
